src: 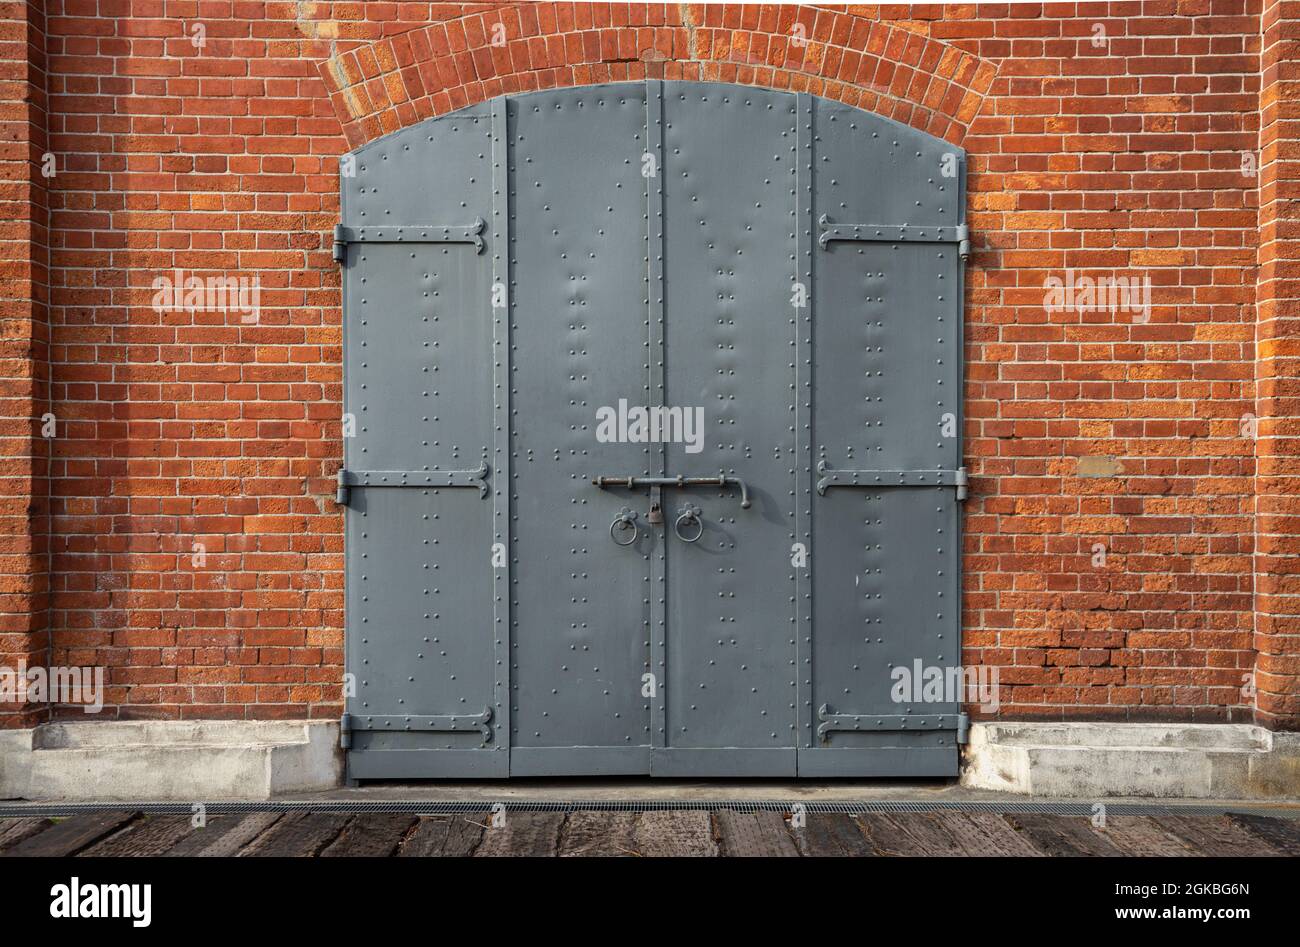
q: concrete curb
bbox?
[961,722,1300,799]
[0,721,342,801]
[3,720,1298,800]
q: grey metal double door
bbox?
[339,81,967,780]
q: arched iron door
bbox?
[338,81,967,780]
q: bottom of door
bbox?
[509,746,650,777]
[511,746,801,777]
[797,746,957,778]
[651,748,797,778]
[347,745,958,779]
[347,748,510,780]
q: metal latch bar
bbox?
[816,463,968,500]
[333,219,486,261]
[592,473,751,509]
[335,463,490,504]
[817,704,962,742]
[818,215,970,261]
[346,707,493,745]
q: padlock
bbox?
[646,502,664,525]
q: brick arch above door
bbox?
[315,3,1000,149]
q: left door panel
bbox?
[341,111,506,777]
[508,87,654,775]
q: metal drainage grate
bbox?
[0,800,1297,819]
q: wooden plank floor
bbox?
[0,810,1294,857]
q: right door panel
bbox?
[657,85,799,776]
[804,98,967,776]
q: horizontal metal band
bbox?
[817,705,961,742]
[336,463,490,503]
[816,462,968,499]
[343,708,493,744]
[333,219,485,260]
[818,215,969,259]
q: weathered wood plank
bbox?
[14,806,1286,859]
[3,811,138,858]
[792,812,876,857]
[715,810,799,857]
[1093,816,1197,857]
[933,812,1043,857]
[856,814,925,856]
[474,811,565,857]
[320,814,419,857]
[1152,815,1281,857]
[879,813,965,856]
[241,812,351,857]
[1002,815,1122,857]
[632,810,718,857]
[1227,814,1300,856]
[559,810,639,857]
[81,816,197,857]
[165,813,280,857]
[399,813,487,857]
[0,818,56,853]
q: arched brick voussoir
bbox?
[316,3,999,150]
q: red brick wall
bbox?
[0,1,1292,728]
[1256,0,1300,725]
[0,0,48,727]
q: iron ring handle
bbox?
[610,510,639,546]
[674,508,704,543]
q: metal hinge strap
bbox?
[817,705,962,742]
[333,219,486,258]
[816,462,969,500]
[335,463,490,505]
[818,215,970,262]
[349,707,493,745]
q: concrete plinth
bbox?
[962,722,1300,799]
[2,720,1297,801]
[0,720,341,801]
